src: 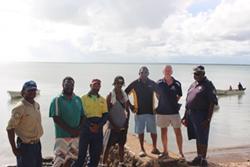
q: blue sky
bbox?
[0,0,250,64]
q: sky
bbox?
[0,0,250,64]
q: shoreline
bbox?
[5,134,250,167]
[184,145,250,166]
[125,134,250,167]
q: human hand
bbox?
[70,129,80,137]
[202,119,210,129]
[12,147,21,156]
[90,123,99,133]
[181,117,188,127]
[123,119,129,129]
[130,105,135,113]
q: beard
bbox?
[63,88,73,96]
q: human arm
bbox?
[124,101,130,129]
[202,81,218,128]
[6,107,23,156]
[125,82,136,113]
[7,129,21,156]
[181,108,188,127]
[202,102,214,128]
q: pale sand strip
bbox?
[126,133,250,166]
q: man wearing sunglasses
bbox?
[182,65,218,167]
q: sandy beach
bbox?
[126,134,250,167]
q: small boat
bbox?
[7,90,40,98]
[216,89,245,96]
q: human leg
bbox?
[146,114,159,154]
[138,133,145,152]
[88,132,103,167]
[16,141,41,167]
[160,128,168,153]
[135,114,146,155]
[73,130,89,167]
[118,130,127,163]
[174,128,184,157]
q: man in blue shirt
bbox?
[125,66,160,157]
[182,66,218,167]
[156,65,184,159]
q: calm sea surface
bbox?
[0,62,250,165]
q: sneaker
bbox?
[200,159,208,167]
[158,152,169,159]
[187,156,201,166]
[151,148,161,155]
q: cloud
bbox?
[1,0,250,64]
[31,0,191,29]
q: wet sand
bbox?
[126,133,250,166]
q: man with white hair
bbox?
[156,65,184,159]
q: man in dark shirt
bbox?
[156,65,184,159]
[182,65,218,167]
[125,66,160,157]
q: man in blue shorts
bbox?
[125,66,160,157]
[182,65,218,167]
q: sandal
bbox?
[158,152,169,159]
[151,148,161,155]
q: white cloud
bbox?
[0,0,250,64]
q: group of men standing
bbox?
[6,65,217,167]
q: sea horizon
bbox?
[1,62,249,165]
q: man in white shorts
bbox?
[156,65,184,158]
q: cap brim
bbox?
[25,87,37,91]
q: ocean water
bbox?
[0,62,250,165]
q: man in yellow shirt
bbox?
[74,79,108,167]
[7,80,43,167]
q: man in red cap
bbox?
[74,79,108,167]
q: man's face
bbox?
[63,79,74,95]
[139,70,149,80]
[114,81,124,90]
[23,89,37,100]
[194,72,205,81]
[91,82,101,93]
[163,66,173,77]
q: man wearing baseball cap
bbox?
[7,80,43,167]
[74,79,108,167]
[182,65,218,167]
